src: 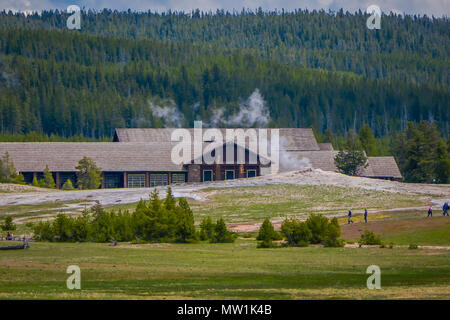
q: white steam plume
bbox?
[226,89,270,127]
[278,137,312,171]
[149,100,184,128]
[208,88,270,128]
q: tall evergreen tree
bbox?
[40,165,56,189]
[393,121,450,183]
[75,157,102,189]
[334,130,368,176]
[358,124,377,156]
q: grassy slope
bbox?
[188,185,428,222]
[0,184,448,299]
[0,240,449,299]
[341,212,450,246]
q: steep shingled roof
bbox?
[365,157,403,179]
[318,143,334,151]
[114,128,321,151]
[280,151,402,179]
[0,142,186,172]
[0,141,269,172]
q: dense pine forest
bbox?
[0,9,448,140]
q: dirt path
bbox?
[227,205,450,233]
[344,244,450,250]
[1,169,448,207]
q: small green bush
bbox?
[257,240,279,248]
[62,179,75,190]
[305,214,329,244]
[210,218,236,243]
[241,233,253,238]
[358,230,382,245]
[409,244,419,250]
[199,216,214,241]
[1,216,16,231]
[323,217,344,247]
[281,219,311,246]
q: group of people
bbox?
[427,202,449,217]
[347,209,368,224]
[347,202,449,224]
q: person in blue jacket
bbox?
[364,208,368,223]
[348,210,354,224]
[427,206,432,217]
[443,202,449,216]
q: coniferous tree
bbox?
[1,216,16,231]
[358,125,377,156]
[393,121,450,183]
[175,198,197,243]
[199,216,215,241]
[257,218,276,248]
[40,165,55,189]
[334,130,368,176]
[75,157,102,189]
[211,218,235,243]
[62,179,75,190]
[31,175,40,187]
[0,152,18,183]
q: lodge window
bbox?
[225,170,235,180]
[150,173,168,187]
[203,170,213,182]
[172,173,186,184]
[128,174,146,188]
[105,173,122,188]
[247,169,257,178]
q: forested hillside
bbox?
[0,10,448,140]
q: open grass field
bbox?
[0,240,449,300]
[0,183,448,300]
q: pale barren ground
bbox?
[0,169,448,207]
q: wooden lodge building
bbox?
[0,128,402,189]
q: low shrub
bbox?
[409,244,419,250]
[241,233,253,238]
[305,214,330,244]
[210,218,236,243]
[1,216,16,231]
[280,214,345,248]
[323,218,345,247]
[281,219,311,246]
[358,230,382,245]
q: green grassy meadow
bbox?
[0,240,449,300]
[0,184,448,299]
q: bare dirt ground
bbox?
[1,169,449,207]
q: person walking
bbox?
[348,210,354,224]
[443,202,449,217]
[364,208,368,223]
[427,206,433,217]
